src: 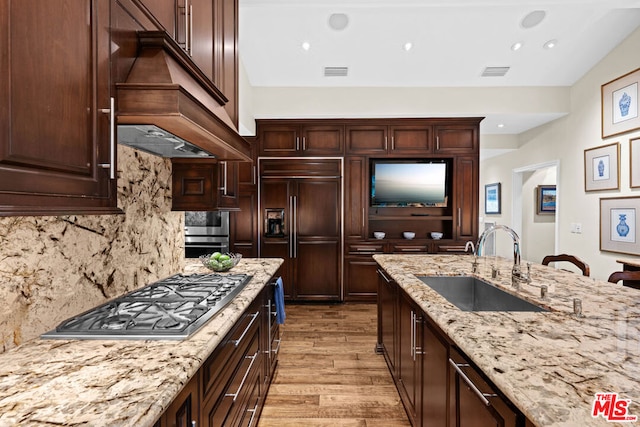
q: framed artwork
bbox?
[584,142,620,192]
[632,137,640,188]
[600,196,640,256]
[484,183,501,214]
[602,68,640,138]
[537,185,556,215]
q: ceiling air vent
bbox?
[481,66,510,77]
[324,66,349,77]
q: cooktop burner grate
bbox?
[41,273,252,340]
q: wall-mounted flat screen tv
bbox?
[370,159,449,207]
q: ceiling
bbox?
[238,0,640,136]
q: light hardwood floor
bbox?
[258,303,411,427]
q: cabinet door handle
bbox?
[296,136,300,151]
[266,299,272,356]
[436,135,440,150]
[184,0,190,54]
[98,97,115,180]
[252,165,257,185]
[188,2,193,56]
[362,207,365,229]
[410,311,416,360]
[232,312,260,347]
[272,338,281,354]
[289,196,293,258]
[391,136,395,150]
[458,208,461,228]
[448,359,497,406]
[246,401,260,427]
[292,195,298,258]
[225,350,258,402]
[302,136,306,151]
[219,161,228,195]
[377,269,391,283]
[384,136,388,151]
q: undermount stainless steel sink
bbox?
[417,276,547,312]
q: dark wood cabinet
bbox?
[377,267,527,427]
[0,0,119,216]
[257,121,345,156]
[398,290,422,425]
[259,159,342,301]
[162,373,200,427]
[377,268,397,372]
[454,156,478,241]
[255,118,480,302]
[231,140,257,257]
[230,191,257,257]
[134,0,239,126]
[449,347,522,427]
[159,282,278,427]
[172,159,239,211]
[421,318,449,427]
[346,123,432,155]
[138,0,178,35]
[434,125,478,154]
[344,255,378,302]
[345,156,368,240]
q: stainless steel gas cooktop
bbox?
[41,273,252,340]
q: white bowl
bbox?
[403,231,416,240]
[373,231,386,239]
[430,232,444,240]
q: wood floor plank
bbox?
[258,303,411,427]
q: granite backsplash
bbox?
[0,146,185,353]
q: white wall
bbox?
[480,27,640,280]
[521,168,556,263]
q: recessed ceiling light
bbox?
[403,42,413,51]
[511,42,523,51]
[328,13,349,31]
[497,123,505,128]
[302,42,311,51]
[543,39,558,49]
[521,10,546,29]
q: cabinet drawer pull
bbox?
[448,359,497,406]
[225,350,258,402]
[377,269,392,283]
[247,401,260,427]
[98,97,115,179]
[272,338,281,354]
[400,248,422,252]
[232,312,259,347]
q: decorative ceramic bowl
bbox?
[403,231,416,240]
[199,253,242,272]
[430,232,444,240]
[373,231,386,239]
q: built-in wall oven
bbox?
[185,211,230,258]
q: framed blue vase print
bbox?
[600,196,640,256]
[602,68,640,139]
[584,142,620,192]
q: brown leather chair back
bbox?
[541,254,590,277]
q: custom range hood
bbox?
[116,32,251,161]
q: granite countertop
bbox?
[373,254,640,427]
[0,258,283,427]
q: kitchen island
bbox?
[374,254,640,427]
[0,257,282,427]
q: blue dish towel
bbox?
[274,276,286,324]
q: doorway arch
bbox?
[511,160,560,261]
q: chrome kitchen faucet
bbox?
[472,224,530,287]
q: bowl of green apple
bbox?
[199,252,242,272]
